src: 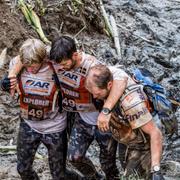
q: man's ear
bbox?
[107,81,113,90]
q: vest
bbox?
[19,62,59,121]
[54,55,98,112]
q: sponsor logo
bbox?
[126,107,148,121]
[59,71,81,87]
[23,97,49,106]
[61,87,79,98]
[62,71,78,81]
[25,80,50,89]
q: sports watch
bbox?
[152,165,160,172]
[101,107,111,115]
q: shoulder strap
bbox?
[47,62,63,113]
[47,62,61,89]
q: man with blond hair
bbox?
[0,39,69,180]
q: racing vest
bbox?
[109,84,151,149]
[54,54,98,112]
[19,62,59,121]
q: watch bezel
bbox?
[101,107,111,115]
[152,165,160,172]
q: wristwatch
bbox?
[152,165,160,172]
[101,107,111,115]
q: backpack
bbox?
[132,68,178,136]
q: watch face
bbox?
[102,108,111,115]
[153,165,160,172]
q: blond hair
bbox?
[20,38,46,64]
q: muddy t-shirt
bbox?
[9,57,67,134]
[117,79,152,129]
[108,66,136,87]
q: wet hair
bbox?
[87,64,113,89]
[19,38,46,64]
[50,35,77,63]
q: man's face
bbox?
[24,63,42,73]
[86,85,110,100]
[58,58,76,70]
[58,52,79,70]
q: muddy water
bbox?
[0,0,180,179]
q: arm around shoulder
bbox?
[8,55,23,77]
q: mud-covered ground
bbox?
[0,0,179,179]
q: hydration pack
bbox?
[132,68,172,115]
[132,68,177,136]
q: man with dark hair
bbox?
[49,36,129,179]
[85,64,164,180]
[50,35,77,62]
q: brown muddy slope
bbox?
[0,2,37,57]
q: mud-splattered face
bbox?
[85,83,110,100]
[24,63,42,74]
[58,58,76,70]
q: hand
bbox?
[1,75,16,92]
[8,75,21,96]
[151,171,165,180]
[97,112,111,132]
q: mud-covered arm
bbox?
[8,56,22,96]
[103,78,127,110]
[8,55,23,77]
[0,56,21,92]
[140,120,163,169]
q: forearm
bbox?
[8,56,23,77]
[150,127,163,167]
[103,78,127,110]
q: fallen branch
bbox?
[74,26,86,38]
[99,0,113,37]
[0,145,45,159]
[110,15,122,60]
[117,23,153,44]
[18,0,51,44]
[9,115,19,123]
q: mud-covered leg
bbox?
[42,129,67,180]
[118,143,127,169]
[17,121,40,180]
[124,149,151,179]
[67,114,100,179]
[96,130,119,180]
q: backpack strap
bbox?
[47,62,63,113]
[47,62,61,89]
